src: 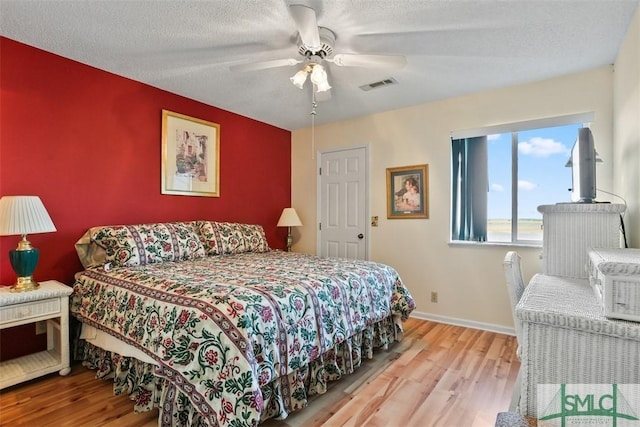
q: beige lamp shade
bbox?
[277,208,302,227]
[0,196,57,236]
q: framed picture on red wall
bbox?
[161,110,220,197]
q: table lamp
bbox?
[277,208,302,252]
[0,196,57,292]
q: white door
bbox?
[318,146,368,259]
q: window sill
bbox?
[448,240,542,249]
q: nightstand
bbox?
[0,280,73,389]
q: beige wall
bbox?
[292,66,615,330]
[614,6,640,248]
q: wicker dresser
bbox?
[516,274,640,418]
[537,203,625,278]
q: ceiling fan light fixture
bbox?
[310,64,331,92]
[290,67,309,89]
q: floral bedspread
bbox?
[70,251,415,427]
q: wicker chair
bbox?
[494,412,534,427]
[503,251,526,358]
[503,251,526,412]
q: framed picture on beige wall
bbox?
[161,109,220,197]
[386,164,429,219]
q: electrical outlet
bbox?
[35,321,47,335]
[371,216,379,227]
[430,291,438,303]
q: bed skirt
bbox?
[74,315,401,427]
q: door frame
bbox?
[316,143,371,259]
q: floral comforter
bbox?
[71,251,415,427]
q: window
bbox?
[451,114,592,244]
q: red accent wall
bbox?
[0,37,291,359]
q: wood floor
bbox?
[0,318,520,427]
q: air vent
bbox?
[359,77,398,92]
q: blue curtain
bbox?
[451,136,488,241]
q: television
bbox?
[565,127,600,203]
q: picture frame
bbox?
[161,109,220,197]
[386,164,429,219]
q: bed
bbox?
[70,220,415,427]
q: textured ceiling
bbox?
[1,0,638,131]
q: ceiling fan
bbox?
[230,4,407,97]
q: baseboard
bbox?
[410,310,515,336]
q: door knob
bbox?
[357,233,364,239]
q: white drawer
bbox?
[588,248,640,321]
[589,274,603,303]
[0,298,61,325]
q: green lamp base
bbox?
[9,248,40,292]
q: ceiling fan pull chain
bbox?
[311,91,317,159]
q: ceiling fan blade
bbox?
[330,54,407,69]
[289,4,321,51]
[230,58,301,73]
